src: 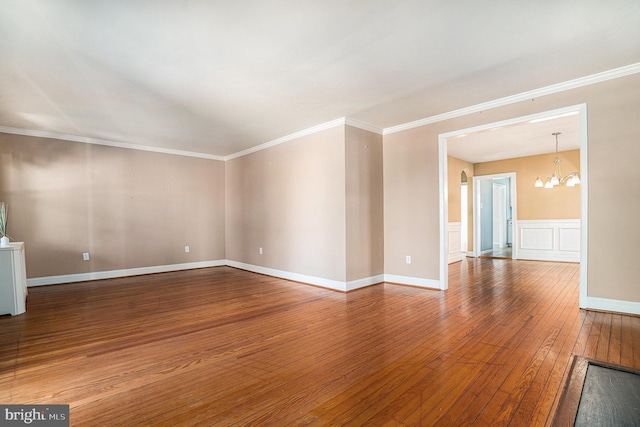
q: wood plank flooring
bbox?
[1,258,639,426]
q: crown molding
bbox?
[0,126,225,161]
[3,63,638,160]
[384,62,640,135]
[224,117,347,160]
[345,118,383,134]
[224,117,384,161]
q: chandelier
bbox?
[534,132,580,188]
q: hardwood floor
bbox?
[1,259,639,426]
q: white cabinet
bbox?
[0,242,28,316]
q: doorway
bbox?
[473,173,516,259]
[438,103,587,309]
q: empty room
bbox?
[2,1,640,426]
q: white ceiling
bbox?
[1,1,639,157]
[447,112,581,164]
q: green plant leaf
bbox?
[0,202,7,236]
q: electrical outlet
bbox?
[406,255,411,264]
[259,247,263,255]
[185,245,190,253]
[83,252,90,261]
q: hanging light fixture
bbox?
[534,132,580,188]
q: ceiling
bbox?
[447,112,581,164]
[1,1,639,158]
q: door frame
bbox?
[438,103,588,310]
[472,173,517,259]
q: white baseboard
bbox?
[31,261,640,315]
[27,260,227,287]
[515,253,579,263]
[383,274,441,290]
[26,259,412,293]
[227,261,385,292]
[346,275,385,291]
[227,260,353,291]
[448,253,464,264]
[226,261,385,292]
[586,296,640,316]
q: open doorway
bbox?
[473,173,515,259]
[438,103,587,309]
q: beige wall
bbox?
[3,73,639,304]
[474,150,580,220]
[345,126,384,281]
[225,126,347,282]
[225,125,384,284]
[384,125,442,279]
[384,72,640,302]
[0,133,226,278]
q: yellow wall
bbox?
[447,156,473,223]
[449,150,579,254]
[447,156,474,252]
[474,150,580,220]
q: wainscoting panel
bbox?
[448,222,464,264]
[521,227,554,250]
[559,227,581,252]
[517,219,580,262]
